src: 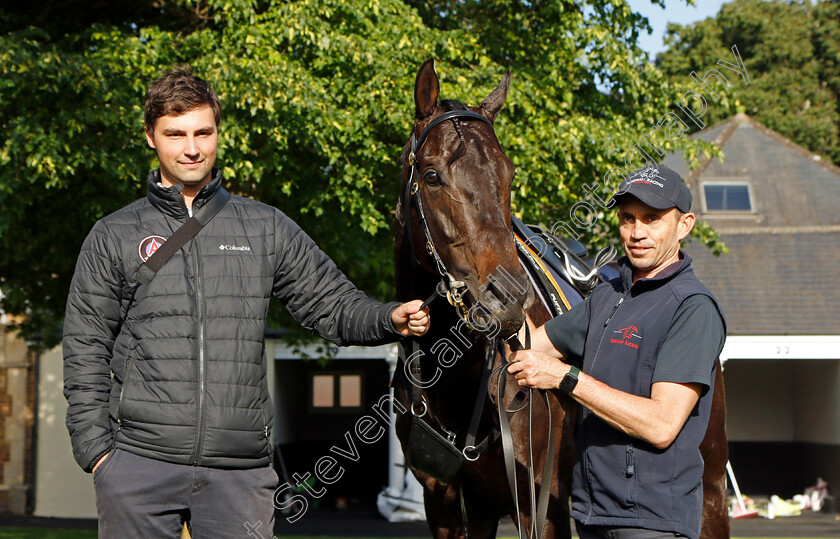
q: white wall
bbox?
[724,359,796,441]
[793,359,840,444]
[722,336,840,443]
[725,360,840,443]
[34,346,97,518]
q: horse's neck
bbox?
[525,294,552,328]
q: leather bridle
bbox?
[403,110,495,323]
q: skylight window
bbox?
[702,182,754,212]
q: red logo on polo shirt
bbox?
[610,325,642,349]
[617,325,642,340]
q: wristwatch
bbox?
[559,366,580,395]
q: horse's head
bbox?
[396,58,534,337]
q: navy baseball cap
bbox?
[609,163,692,213]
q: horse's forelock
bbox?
[439,99,467,112]
[437,101,470,165]
[402,99,491,169]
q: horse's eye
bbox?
[423,170,441,185]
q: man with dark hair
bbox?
[508,163,725,539]
[143,65,222,132]
[63,66,430,538]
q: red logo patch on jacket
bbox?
[139,236,167,262]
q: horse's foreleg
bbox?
[422,480,499,539]
[553,397,576,539]
[700,364,730,539]
[701,472,729,539]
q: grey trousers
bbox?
[576,521,684,538]
[94,448,278,539]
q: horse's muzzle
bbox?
[473,274,533,337]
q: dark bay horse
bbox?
[393,58,729,539]
[393,58,577,539]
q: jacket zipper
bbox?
[261,407,269,443]
[192,240,207,465]
[603,295,625,327]
[116,352,135,432]
[589,291,630,373]
[625,443,635,477]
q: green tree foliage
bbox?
[658,0,840,165]
[1,0,718,346]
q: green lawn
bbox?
[0,529,98,539]
[0,531,825,539]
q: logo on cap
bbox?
[139,236,167,262]
[629,164,664,188]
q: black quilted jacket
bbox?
[63,169,400,472]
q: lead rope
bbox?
[493,326,555,539]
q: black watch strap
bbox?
[559,366,580,395]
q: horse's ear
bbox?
[414,57,439,120]
[478,70,511,123]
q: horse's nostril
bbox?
[481,280,507,312]
[483,274,529,307]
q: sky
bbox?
[626,0,736,57]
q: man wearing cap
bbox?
[508,163,725,539]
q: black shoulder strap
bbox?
[135,188,231,285]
